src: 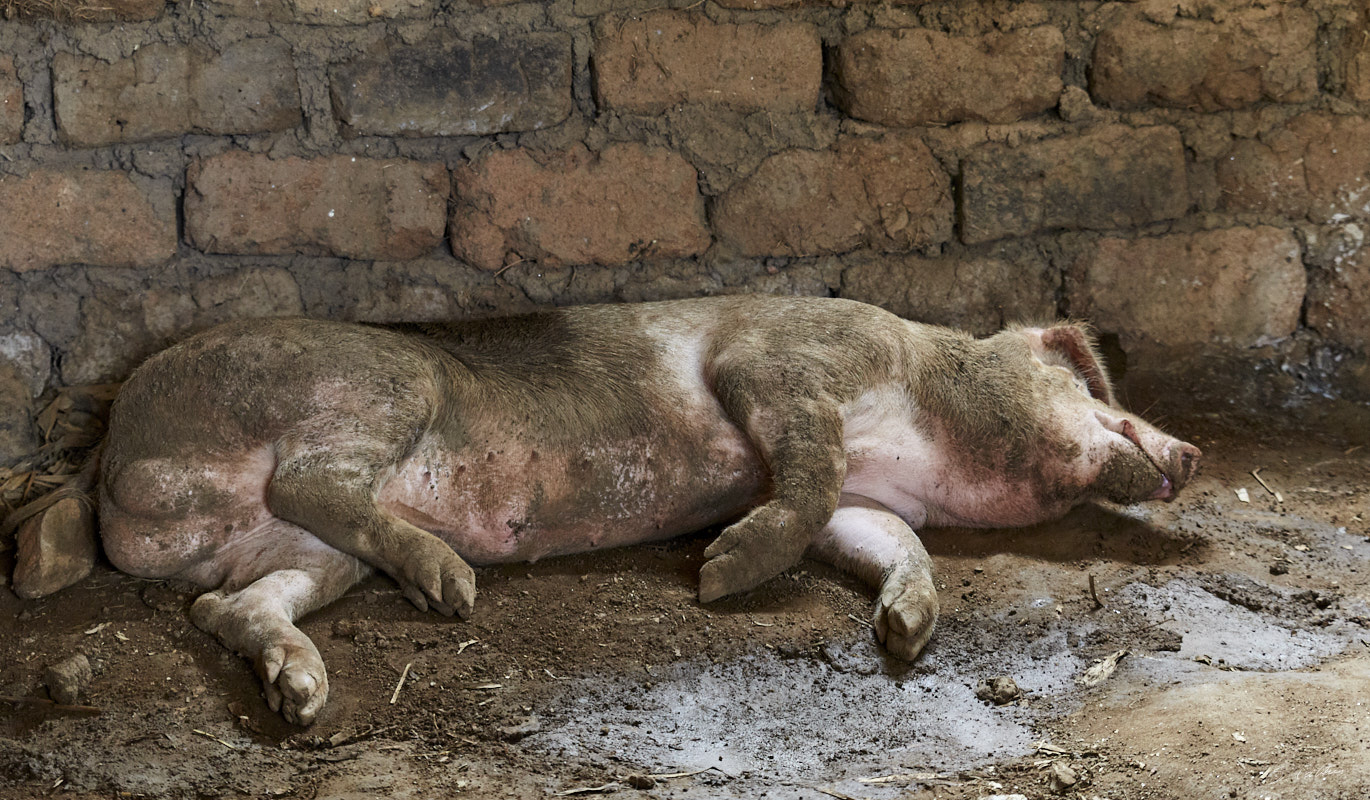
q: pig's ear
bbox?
[1037,324,1117,407]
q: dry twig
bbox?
[389,662,412,705]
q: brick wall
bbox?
[1,0,1368,459]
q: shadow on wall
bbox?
[0,0,1367,464]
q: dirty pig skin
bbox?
[8,296,1200,725]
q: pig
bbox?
[6,296,1200,725]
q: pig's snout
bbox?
[1161,442,1202,498]
[1094,411,1201,502]
[1147,441,1201,501]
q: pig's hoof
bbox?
[874,572,938,661]
[699,506,804,602]
[258,636,329,726]
[397,539,476,619]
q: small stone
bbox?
[1057,85,1100,123]
[499,714,542,742]
[13,497,98,599]
[625,774,656,789]
[975,676,1022,705]
[45,653,92,706]
[1270,561,1290,576]
[1047,761,1078,793]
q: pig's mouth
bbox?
[1095,412,1184,503]
[1119,418,1179,501]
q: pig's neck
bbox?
[839,384,1071,530]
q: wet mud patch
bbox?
[1113,575,1364,671]
[530,636,1059,790]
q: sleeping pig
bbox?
[8,295,1199,724]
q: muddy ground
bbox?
[2,401,1369,800]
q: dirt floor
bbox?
[2,401,1369,800]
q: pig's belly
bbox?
[377,430,765,564]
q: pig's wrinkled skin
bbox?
[20,296,1201,725]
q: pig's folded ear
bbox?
[1039,324,1117,407]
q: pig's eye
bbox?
[1052,365,1092,397]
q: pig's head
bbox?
[1012,323,1201,507]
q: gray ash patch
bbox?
[1115,577,1360,671]
[527,619,1087,792]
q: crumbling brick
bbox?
[186,152,449,260]
[451,144,711,269]
[713,135,952,258]
[0,56,21,145]
[1069,227,1306,351]
[832,26,1064,126]
[1091,8,1317,111]
[961,125,1188,244]
[53,40,301,147]
[593,11,821,115]
[332,32,572,137]
[0,170,176,271]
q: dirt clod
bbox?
[44,653,91,705]
[499,715,543,742]
[1047,761,1078,793]
[140,583,186,613]
[975,675,1022,705]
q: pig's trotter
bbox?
[395,536,476,618]
[267,456,476,619]
[187,522,370,725]
[874,564,938,661]
[699,505,809,602]
[808,496,939,661]
[255,636,328,725]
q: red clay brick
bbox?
[832,26,1064,126]
[186,152,449,260]
[332,32,571,137]
[593,11,820,114]
[54,40,300,147]
[1069,227,1305,351]
[961,125,1188,244]
[1217,114,1370,223]
[1092,8,1317,111]
[713,135,952,258]
[0,170,176,271]
[451,144,710,270]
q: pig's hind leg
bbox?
[267,439,475,619]
[189,521,371,725]
[809,494,940,660]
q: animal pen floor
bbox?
[2,403,1369,800]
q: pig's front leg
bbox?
[809,494,939,660]
[699,398,845,602]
